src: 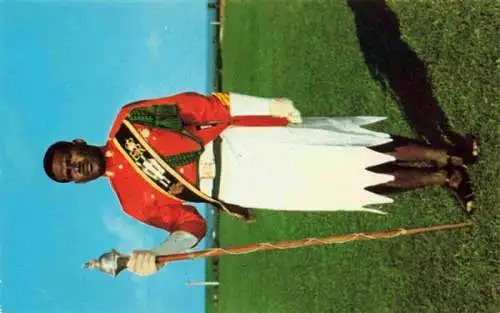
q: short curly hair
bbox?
[43,141,72,183]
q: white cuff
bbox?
[228,93,273,116]
[151,231,199,255]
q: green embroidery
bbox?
[163,150,203,167]
[127,105,183,131]
[127,105,203,168]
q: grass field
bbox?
[207,0,500,312]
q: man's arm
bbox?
[119,91,301,126]
[126,204,207,277]
[127,230,201,277]
[121,92,232,127]
[110,91,301,144]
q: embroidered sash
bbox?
[113,119,254,221]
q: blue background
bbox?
[1,1,216,312]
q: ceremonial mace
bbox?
[83,221,472,277]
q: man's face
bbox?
[51,140,105,183]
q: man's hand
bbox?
[126,251,162,277]
[270,98,303,123]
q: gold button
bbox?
[140,128,150,138]
[150,194,155,199]
[118,164,123,170]
[105,151,114,158]
[105,171,115,177]
[152,136,157,141]
[179,168,184,173]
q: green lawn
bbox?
[207,1,500,312]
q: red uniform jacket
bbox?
[104,92,288,243]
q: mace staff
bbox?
[84,221,473,277]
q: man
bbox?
[43,91,477,276]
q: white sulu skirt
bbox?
[200,116,396,214]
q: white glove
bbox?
[127,250,161,277]
[126,231,198,276]
[269,98,303,123]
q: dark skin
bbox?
[51,139,106,183]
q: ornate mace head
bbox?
[83,249,128,277]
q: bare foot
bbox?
[446,166,475,213]
[462,134,479,164]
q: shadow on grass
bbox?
[347,0,468,151]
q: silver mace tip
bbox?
[82,249,128,277]
[82,259,100,269]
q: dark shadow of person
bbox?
[347,0,470,152]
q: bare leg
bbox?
[369,135,463,167]
[366,163,474,212]
[389,145,457,167]
[385,168,447,188]
[366,163,447,193]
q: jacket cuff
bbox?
[151,231,199,255]
[227,93,273,116]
